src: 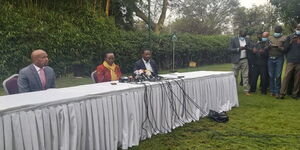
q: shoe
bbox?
[276,94,284,99]
[291,95,299,100]
[245,92,251,96]
[261,92,267,95]
[270,93,276,97]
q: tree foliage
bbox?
[232,4,279,35]
[170,0,239,34]
[0,0,135,30]
[0,3,231,82]
[270,0,300,28]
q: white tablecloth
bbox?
[0,71,238,150]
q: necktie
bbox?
[39,68,46,89]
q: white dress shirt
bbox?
[33,64,44,76]
[142,58,153,73]
[239,38,247,59]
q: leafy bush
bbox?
[0,4,231,83]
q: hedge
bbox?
[0,4,231,82]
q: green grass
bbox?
[1,63,299,149]
[128,64,300,150]
[129,91,300,150]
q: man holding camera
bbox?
[268,26,286,98]
[279,24,300,99]
[250,32,270,95]
[229,30,252,95]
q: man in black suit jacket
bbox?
[133,49,158,76]
[18,49,56,93]
[228,30,252,95]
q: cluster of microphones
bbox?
[119,69,162,83]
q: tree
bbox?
[232,4,279,35]
[170,0,239,35]
[170,17,218,35]
[270,0,300,28]
[125,0,169,34]
[105,0,111,16]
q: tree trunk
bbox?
[153,24,161,34]
[105,0,111,16]
[132,0,168,35]
[99,0,102,16]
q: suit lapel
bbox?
[236,37,241,48]
[44,67,50,88]
[140,59,147,70]
[30,64,42,89]
[150,60,156,72]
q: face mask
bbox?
[296,30,300,35]
[261,38,268,42]
[274,33,282,37]
[239,37,245,41]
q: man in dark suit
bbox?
[133,49,158,76]
[250,32,270,95]
[18,49,56,93]
[229,30,252,95]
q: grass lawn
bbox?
[129,64,300,150]
[1,63,299,149]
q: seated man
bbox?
[18,49,56,93]
[134,49,158,77]
[96,52,122,82]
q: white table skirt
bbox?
[0,71,238,150]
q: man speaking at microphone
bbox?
[133,49,158,77]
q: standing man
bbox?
[18,49,56,93]
[279,24,300,99]
[134,49,158,77]
[250,32,270,94]
[229,30,251,95]
[268,26,286,98]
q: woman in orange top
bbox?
[96,52,122,83]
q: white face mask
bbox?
[296,30,300,35]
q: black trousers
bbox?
[250,65,268,93]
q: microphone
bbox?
[141,72,150,80]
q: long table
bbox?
[0,71,238,150]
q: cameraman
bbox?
[279,24,300,99]
[268,25,286,98]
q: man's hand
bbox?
[290,35,298,44]
[271,44,278,48]
[134,69,145,75]
[253,48,258,54]
[239,46,245,50]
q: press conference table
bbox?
[0,71,239,150]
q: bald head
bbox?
[262,32,269,38]
[31,49,49,68]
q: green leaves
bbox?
[270,0,300,29]
[0,4,231,83]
